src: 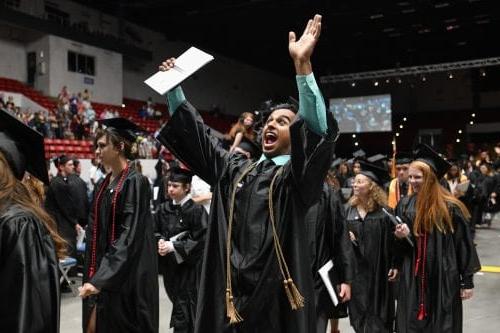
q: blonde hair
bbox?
[410,160,470,235]
[348,176,388,213]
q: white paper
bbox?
[318,259,339,306]
[144,47,214,95]
[76,227,85,249]
[169,230,188,242]
[455,181,470,193]
[153,186,159,201]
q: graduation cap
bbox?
[395,151,413,165]
[238,137,262,159]
[168,167,194,184]
[367,154,387,164]
[352,149,366,159]
[0,109,49,184]
[413,143,451,179]
[331,157,345,169]
[98,118,147,142]
[54,155,71,168]
[358,160,391,187]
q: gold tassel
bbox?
[288,278,305,309]
[226,289,243,324]
[283,279,297,310]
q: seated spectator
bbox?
[224,112,258,158]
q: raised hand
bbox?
[159,58,176,72]
[289,14,322,74]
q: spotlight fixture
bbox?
[354,142,359,146]
[403,117,407,122]
[396,133,400,137]
[386,78,391,84]
[352,134,356,138]
[456,138,461,143]
[391,140,396,145]
[480,69,486,77]
[470,121,474,125]
[422,76,427,82]
[397,78,402,84]
[448,73,454,79]
[399,124,404,129]
[121,104,126,108]
[471,113,476,118]
[374,81,379,87]
[351,82,356,87]
[458,129,462,134]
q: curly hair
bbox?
[348,177,388,212]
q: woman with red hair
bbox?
[394,144,480,333]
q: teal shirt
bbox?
[166,72,328,136]
[257,154,290,166]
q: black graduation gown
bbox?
[304,184,355,321]
[395,195,481,333]
[82,169,159,333]
[0,204,60,333]
[345,206,396,333]
[156,99,338,333]
[153,199,208,332]
[45,174,88,256]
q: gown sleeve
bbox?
[156,88,232,187]
[89,175,152,291]
[289,78,339,206]
[0,212,60,333]
[331,189,355,284]
[172,205,208,264]
[451,205,481,289]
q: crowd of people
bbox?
[0,87,161,159]
[0,13,497,333]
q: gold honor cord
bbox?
[225,162,304,325]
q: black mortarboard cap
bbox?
[238,136,262,159]
[168,167,193,184]
[352,149,366,159]
[367,154,387,164]
[413,143,451,179]
[99,118,146,142]
[358,160,391,187]
[0,109,49,184]
[395,151,413,165]
[54,154,70,168]
[331,157,345,169]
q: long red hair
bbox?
[411,160,470,235]
[0,151,66,258]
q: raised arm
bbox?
[289,14,338,206]
[155,58,231,186]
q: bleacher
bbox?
[1,77,238,159]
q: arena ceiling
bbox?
[75,0,500,77]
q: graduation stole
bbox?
[88,164,129,278]
[225,162,304,324]
[388,178,413,209]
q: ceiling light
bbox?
[456,138,461,143]
[399,124,404,129]
[374,81,379,86]
[403,117,407,121]
[471,113,476,117]
[354,142,359,146]
[470,121,474,125]
[351,82,356,87]
[352,134,356,138]
[458,130,462,134]
[396,133,400,137]
[448,73,454,79]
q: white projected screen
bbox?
[329,94,392,133]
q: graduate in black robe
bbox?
[394,144,481,333]
[45,155,88,259]
[80,118,159,333]
[0,109,65,333]
[304,183,355,333]
[345,161,398,333]
[153,168,208,332]
[156,15,338,333]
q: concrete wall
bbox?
[0,39,27,82]
[47,35,123,104]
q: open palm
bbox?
[289,14,322,62]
